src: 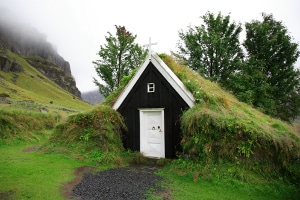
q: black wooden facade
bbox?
[113,54,194,158]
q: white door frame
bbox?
[139,108,165,158]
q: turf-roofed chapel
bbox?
[109,52,299,174]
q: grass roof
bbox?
[104,53,299,179]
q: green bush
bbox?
[50,105,127,164]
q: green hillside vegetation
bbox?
[50,105,126,165]
[161,54,299,179]
[0,49,93,144]
[0,50,92,111]
[1,53,299,199]
[0,109,57,144]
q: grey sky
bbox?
[1,0,299,92]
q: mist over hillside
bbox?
[0,8,81,98]
[0,9,72,75]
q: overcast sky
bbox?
[1,0,300,92]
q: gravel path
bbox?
[70,166,164,200]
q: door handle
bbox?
[158,126,163,132]
[152,126,162,132]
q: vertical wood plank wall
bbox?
[118,63,189,158]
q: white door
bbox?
[139,108,165,158]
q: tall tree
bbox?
[176,11,244,86]
[243,13,300,122]
[93,25,147,97]
[227,58,276,115]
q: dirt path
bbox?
[22,145,41,152]
[62,166,96,199]
[0,190,15,200]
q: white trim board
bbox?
[113,53,195,110]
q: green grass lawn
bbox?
[157,167,300,200]
[0,142,90,200]
[1,141,299,200]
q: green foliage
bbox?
[176,11,243,86]
[242,13,300,122]
[80,128,93,142]
[176,11,300,122]
[227,59,276,116]
[93,25,147,97]
[102,67,138,107]
[50,104,127,165]
[237,140,254,158]
[160,54,300,182]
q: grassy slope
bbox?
[0,50,92,111]
[161,54,300,150]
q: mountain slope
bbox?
[0,49,92,111]
[0,10,81,98]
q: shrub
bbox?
[50,105,127,163]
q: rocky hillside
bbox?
[0,10,81,98]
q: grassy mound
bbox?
[49,105,126,165]
[161,54,300,181]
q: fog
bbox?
[0,9,53,54]
[1,0,300,92]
